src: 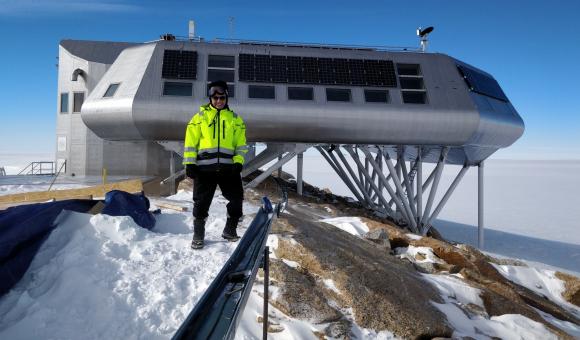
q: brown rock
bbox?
[556,271,580,307]
[274,206,453,339]
[268,259,342,324]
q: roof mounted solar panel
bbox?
[286,56,302,83]
[162,50,197,80]
[457,64,508,102]
[238,53,397,87]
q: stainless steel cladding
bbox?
[80,40,524,164]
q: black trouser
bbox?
[193,170,243,221]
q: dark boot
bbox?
[222,218,240,242]
[191,219,206,249]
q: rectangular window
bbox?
[288,87,313,100]
[208,55,235,68]
[364,90,389,103]
[249,85,275,99]
[326,88,351,102]
[60,93,69,113]
[163,82,193,96]
[207,69,235,83]
[103,83,120,97]
[397,64,422,76]
[402,91,427,104]
[73,92,84,113]
[399,78,424,90]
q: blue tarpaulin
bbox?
[0,190,156,297]
[101,190,156,230]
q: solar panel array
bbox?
[162,50,198,80]
[239,54,397,87]
[457,64,508,102]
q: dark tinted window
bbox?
[163,82,193,96]
[402,91,427,104]
[249,85,275,99]
[60,93,69,113]
[364,90,389,103]
[207,69,235,83]
[399,78,424,90]
[326,88,351,102]
[73,92,84,113]
[288,87,313,100]
[397,63,421,76]
[208,55,235,68]
[103,83,120,97]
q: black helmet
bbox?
[208,80,229,97]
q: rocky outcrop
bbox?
[556,271,580,307]
[271,206,453,339]
[241,174,580,338]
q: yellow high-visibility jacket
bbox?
[183,104,248,169]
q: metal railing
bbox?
[157,35,418,52]
[172,196,285,340]
[17,162,56,175]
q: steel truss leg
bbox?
[297,152,303,196]
[423,164,469,232]
[353,146,414,229]
[335,146,388,212]
[316,146,367,205]
[242,143,286,178]
[417,148,423,228]
[245,144,310,188]
[373,147,418,232]
[420,148,448,228]
[478,161,484,249]
[343,146,394,215]
[399,148,418,220]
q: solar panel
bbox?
[162,50,197,80]
[286,56,302,83]
[238,54,255,81]
[457,64,508,102]
[271,55,287,83]
[238,53,397,87]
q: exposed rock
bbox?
[363,228,391,251]
[556,271,580,307]
[413,261,437,274]
[256,315,284,333]
[324,319,352,339]
[268,259,342,324]
[273,205,453,339]
[244,174,580,338]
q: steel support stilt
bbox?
[317,146,367,205]
[334,146,378,209]
[478,161,484,249]
[297,152,303,196]
[169,151,176,194]
[344,146,396,217]
[421,148,448,232]
[424,164,469,231]
[378,149,418,231]
[417,148,423,228]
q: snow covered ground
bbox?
[1,154,579,338]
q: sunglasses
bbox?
[211,95,227,101]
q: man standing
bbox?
[183,80,248,249]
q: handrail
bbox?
[172,197,281,340]
[17,162,56,175]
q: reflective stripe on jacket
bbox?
[183,104,247,168]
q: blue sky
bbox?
[0,0,578,159]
